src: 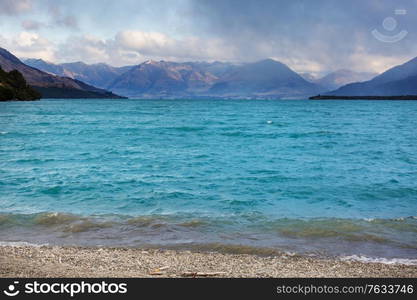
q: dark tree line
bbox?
[0,66,41,101]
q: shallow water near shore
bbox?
[1,99,417,262]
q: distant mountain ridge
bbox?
[25,53,417,100]
[108,59,326,99]
[24,57,327,99]
[315,70,376,90]
[0,48,124,99]
[325,57,417,97]
[24,59,133,89]
[209,59,324,98]
[108,60,220,98]
[301,70,377,90]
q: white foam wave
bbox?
[340,255,417,266]
[364,216,417,222]
[0,241,48,247]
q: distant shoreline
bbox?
[310,95,417,100]
[1,246,416,278]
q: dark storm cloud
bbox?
[48,2,79,29]
[188,0,417,72]
[3,0,417,72]
[0,0,32,15]
[21,20,44,31]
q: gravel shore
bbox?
[1,246,416,278]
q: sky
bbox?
[1,0,417,75]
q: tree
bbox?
[0,67,41,101]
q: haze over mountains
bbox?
[326,57,417,97]
[4,45,417,100]
[208,59,324,98]
[108,60,219,98]
[302,70,376,91]
[24,57,327,99]
[24,59,133,89]
[0,48,123,99]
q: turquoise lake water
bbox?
[1,99,416,261]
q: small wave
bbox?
[127,216,165,227]
[340,255,417,266]
[288,131,343,139]
[1,212,417,258]
[40,186,64,195]
[62,220,114,233]
[126,215,208,229]
[34,212,114,233]
[178,219,208,228]
[220,131,246,137]
[0,241,47,247]
[220,131,283,139]
[0,212,115,233]
[14,158,55,164]
[34,212,80,225]
[168,126,206,132]
[255,217,417,245]
[166,242,288,256]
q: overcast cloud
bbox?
[1,0,417,74]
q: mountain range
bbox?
[302,70,376,91]
[325,57,417,97]
[0,47,123,99]
[107,60,219,98]
[208,59,324,98]
[25,58,327,99]
[5,45,417,100]
[24,59,133,89]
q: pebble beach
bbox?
[1,246,416,278]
